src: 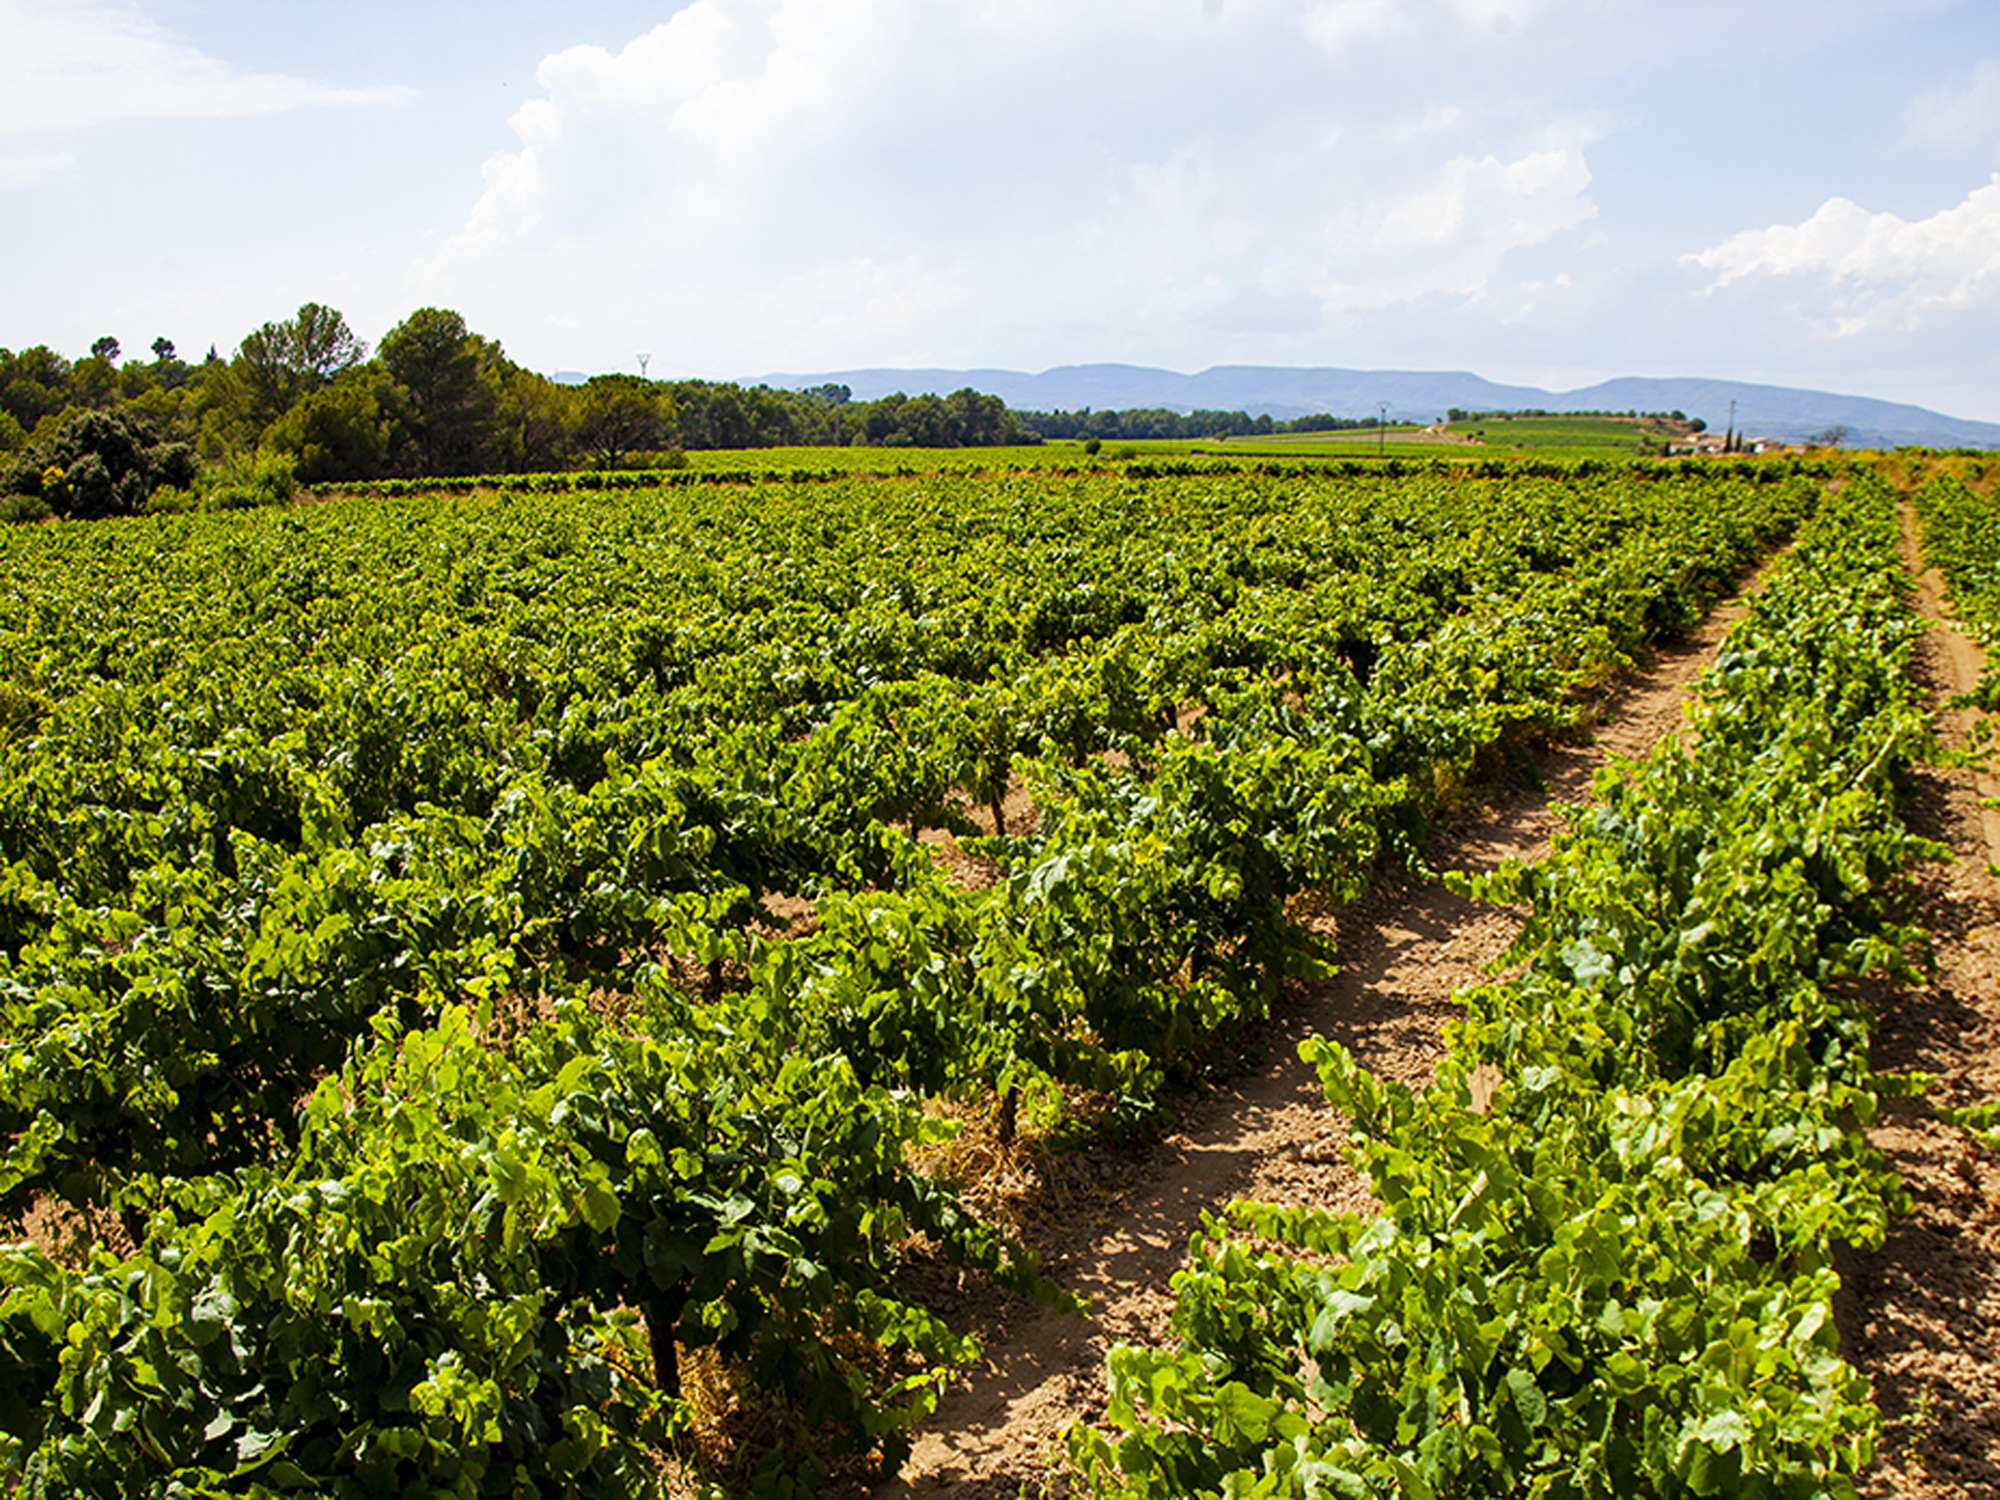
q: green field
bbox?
[977,412,1706,465]
[671,441,1078,474]
[1183,411,1692,459]
[1080,467,1932,1500]
[0,450,1932,1496]
[1445,410,1697,453]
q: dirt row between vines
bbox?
[841,542,2000,1500]
[847,578,1752,1499]
[1852,528,2000,1499]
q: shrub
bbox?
[142,484,199,515]
[1,407,196,519]
[201,450,298,510]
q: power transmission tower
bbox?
[638,354,652,380]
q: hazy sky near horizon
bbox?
[7,0,2000,419]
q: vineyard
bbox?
[0,451,1988,1496]
[1912,458,2000,712]
[1073,468,1937,1498]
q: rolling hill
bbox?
[751,364,2000,449]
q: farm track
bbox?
[861,581,1763,1500]
[1847,522,2000,1499]
[861,525,2000,1500]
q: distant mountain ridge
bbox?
[751,363,2000,449]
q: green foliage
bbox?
[1026,406,1361,441]
[844,387,1032,448]
[1911,466,2000,712]
[234,302,369,428]
[0,995,1062,1497]
[0,346,73,434]
[262,367,398,483]
[0,457,1826,1488]
[199,449,298,510]
[379,307,502,476]
[0,461,1814,1212]
[7,319,1053,501]
[139,484,198,516]
[1075,469,1927,1500]
[1,407,196,520]
[576,375,675,470]
[1938,1100,2000,1154]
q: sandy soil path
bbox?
[860,587,1758,1500]
[853,514,2000,1500]
[1847,520,2000,1499]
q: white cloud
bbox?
[0,0,411,162]
[1449,0,1545,35]
[1304,0,1406,54]
[741,254,972,364]
[4,0,1997,423]
[1375,147,1591,253]
[1282,143,1594,317]
[437,0,912,259]
[0,146,75,190]
[1687,176,2000,334]
[1903,59,2000,151]
[422,0,1614,372]
[449,124,551,252]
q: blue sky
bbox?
[6,0,2000,419]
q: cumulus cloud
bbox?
[443,0,908,255]
[1373,148,1592,258]
[422,0,1614,371]
[0,0,411,160]
[1687,177,2000,334]
[1239,142,1597,324]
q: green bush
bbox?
[142,484,199,515]
[1,407,195,519]
[201,450,298,510]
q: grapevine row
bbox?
[0,458,1819,1491]
[1911,461,2000,698]
[1907,459,2000,1154]
[1074,467,1933,1499]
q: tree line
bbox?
[1019,406,1391,440]
[1445,406,1706,431]
[0,305,1037,519]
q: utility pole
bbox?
[1378,402,1389,458]
[637,353,652,380]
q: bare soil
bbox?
[858,589,1758,1500]
[848,543,2000,1500]
[1849,532,2000,1499]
